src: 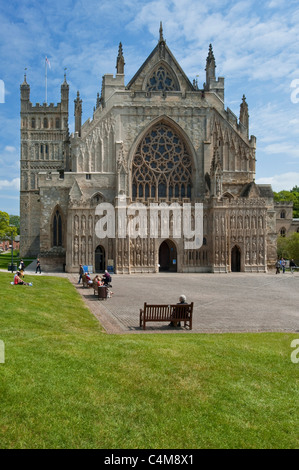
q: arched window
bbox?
[132,123,193,201]
[146,65,179,92]
[280,227,286,237]
[31,118,36,129]
[53,209,63,247]
[55,118,60,129]
[280,210,286,219]
[44,117,48,129]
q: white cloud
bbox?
[4,146,16,153]
[256,172,299,191]
[0,178,20,191]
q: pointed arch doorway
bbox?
[95,245,105,273]
[231,245,241,272]
[159,240,177,272]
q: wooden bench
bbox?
[98,285,108,300]
[82,274,97,290]
[139,302,193,330]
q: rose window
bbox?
[132,124,192,201]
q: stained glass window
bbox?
[132,123,192,201]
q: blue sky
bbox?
[1,0,299,215]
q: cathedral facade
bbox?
[20,27,277,273]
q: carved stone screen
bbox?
[132,123,193,201]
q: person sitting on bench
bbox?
[169,294,187,327]
[102,270,112,286]
[85,272,93,287]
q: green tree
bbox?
[277,235,289,259]
[287,232,299,262]
[274,188,299,218]
[277,233,299,263]
[9,215,20,235]
[0,211,17,239]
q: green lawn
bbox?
[0,252,35,270]
[0,272,298,449]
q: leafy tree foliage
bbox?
[0,211,17,239]
[277,232,299,263]
[274,186,299,218]
[9,215,20,235]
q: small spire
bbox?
[240,94,249,137]
[96,92,101,109]
[116,42,125,74]
[206,44,215,66]
[205,44,216,87]
[159,22,164,42]
[22,67,28,85]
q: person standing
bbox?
[78,264,84,284]
[19,259,26,277]
[280,257,286,274]
[275,259,280,274]
[290,259,297,274]
[36,258,42,274]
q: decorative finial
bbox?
[207,44,215,65]
[159,21,164,42]
[64,67,67,81]
[116,42,125,74]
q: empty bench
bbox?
[139,302,193,330]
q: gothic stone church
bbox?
[20,26,277,273]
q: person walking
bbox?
[36,258,42,274]
[78,264,84,284]
[280,257,286,274]
[290,259,297,274]
[18,259,26,277]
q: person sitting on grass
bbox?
[14,271,32,286]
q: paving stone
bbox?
[70,272,299,335]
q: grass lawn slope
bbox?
[0,272,298,449]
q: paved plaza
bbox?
[70,272,299,334]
